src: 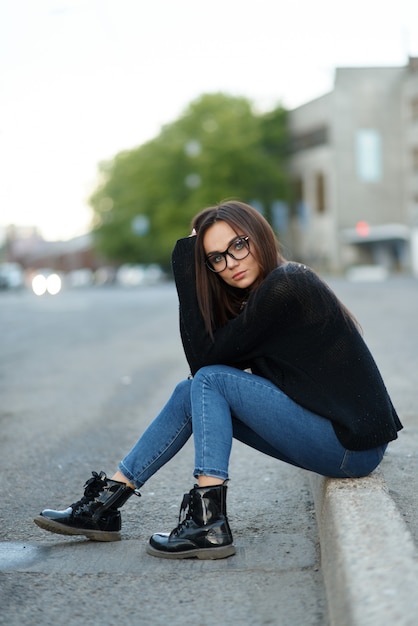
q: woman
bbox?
[34,201,402,559]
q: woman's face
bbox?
[203,221,261,289]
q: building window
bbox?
[355,129,382,182]
[315,173,326,213]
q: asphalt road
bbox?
[0,283,327,626]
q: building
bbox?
[286,57,418,274]
[1,225,105,274]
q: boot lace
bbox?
[171,492,192,537]
[70,471,108,513]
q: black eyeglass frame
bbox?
[205,236,251,273]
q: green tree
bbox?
[90,93,289,268]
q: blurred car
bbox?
[94,266,117,286]
[346,265,388,282]
[116,264,165,287]
[67,268,94,288]
[0,262,24,289]
[116,264,146,286]
[29,268,63,296]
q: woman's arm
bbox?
[171,237,302,374]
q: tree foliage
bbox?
[90,93,290,268]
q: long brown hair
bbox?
[192,201,285,335]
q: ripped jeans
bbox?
[119,365,387,488]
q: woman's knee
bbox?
[192,365,230,384]
[168,378,193,410]
[174,378,192,394]
[191,366,224,395]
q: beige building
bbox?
[285,57,418,274]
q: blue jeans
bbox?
[119,365,387,488]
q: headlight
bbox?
[32,273,62,296]
[46,273,62,295]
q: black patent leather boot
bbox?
[34,471,139,541]
[146,483,235,559]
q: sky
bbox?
[1,0,418,241]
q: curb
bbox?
[309,469,418,626]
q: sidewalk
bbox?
[315,276,418,626]
[311,468,418,626]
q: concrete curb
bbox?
[309,469,418,626]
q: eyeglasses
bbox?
[205,236,251,273]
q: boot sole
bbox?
[33,515,121,542]
[145,542,236,560]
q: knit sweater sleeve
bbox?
[171,236,305,374]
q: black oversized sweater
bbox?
[172,237,402,451]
